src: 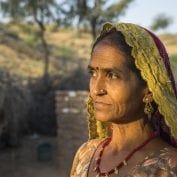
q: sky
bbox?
[118,0,177,34]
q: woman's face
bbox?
[88,42,147,123]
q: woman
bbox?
[71,22,177,177]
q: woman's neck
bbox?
[110,118,153,152]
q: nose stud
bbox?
[98,89,107,95]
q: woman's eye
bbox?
[89,70,97,77]
[107,72,119,79]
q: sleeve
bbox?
[70,142,88,177]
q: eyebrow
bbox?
[87,65,123,74]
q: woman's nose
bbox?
[91,76,107,96]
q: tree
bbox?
[0,0,62,82]
[151,14,173,32]
[70,0,134,39]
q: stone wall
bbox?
[55,91,88,176]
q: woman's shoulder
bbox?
[70,138,104,177]
[76,138,104,158]
[81,138,104,148]
[130,146,177,176]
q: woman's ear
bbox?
[142,87,153,100]
[143,86,151,95]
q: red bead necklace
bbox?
[94,131,158,177]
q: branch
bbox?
[104,0,134,19]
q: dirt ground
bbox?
[0,135,59,177]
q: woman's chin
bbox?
[95,112,112,122]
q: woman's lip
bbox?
[94,101,111,108]
[95,101,110,105]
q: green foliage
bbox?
[0,0,57,22]
[151,14,173,31]
[0,0,22,20]
[105,0,134,20]
[68,0,134,39]
[0,0,134,40]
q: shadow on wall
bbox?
[27,78,57,136]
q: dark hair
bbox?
[92,28,146,85]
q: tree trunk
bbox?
[41,29,50,79]
[35,19,50,84]
[90,18,97,40]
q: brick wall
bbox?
[55,91,88,176]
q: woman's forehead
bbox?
[90,43,129,69]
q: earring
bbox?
[143,94,154,120]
